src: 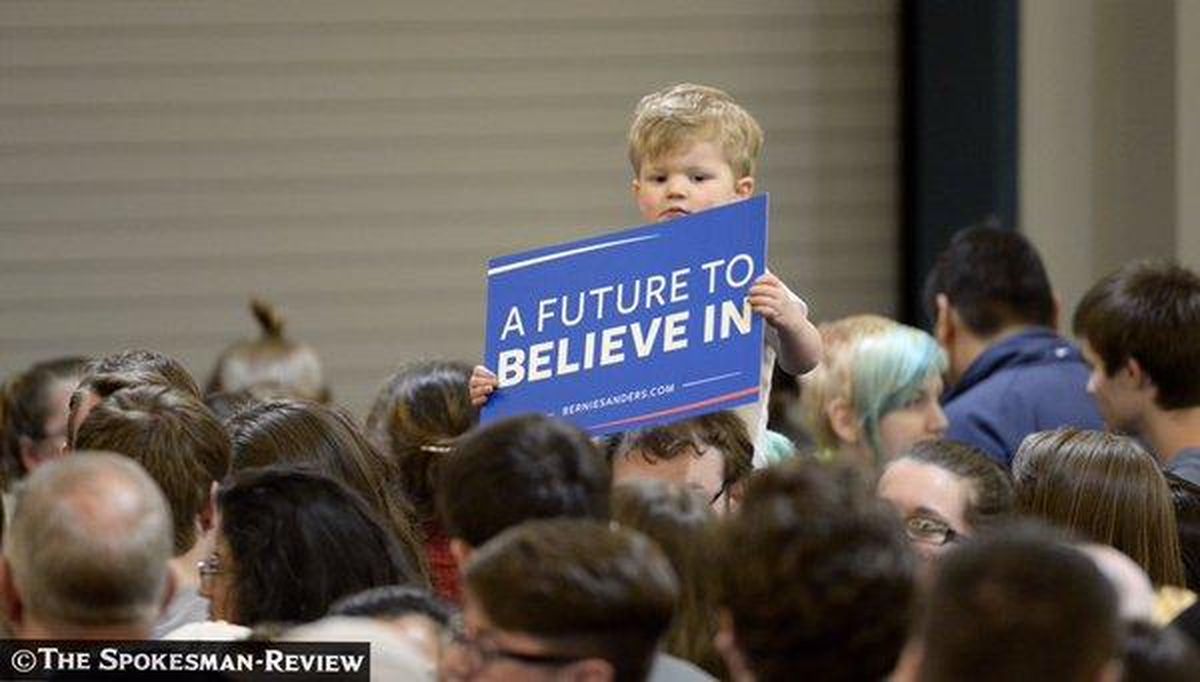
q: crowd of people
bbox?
[2,83,1199,681]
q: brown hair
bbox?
[86,349,201,398]
[894,440,1014,533]
[1073,261,1200,409]
[364,361,478,522]
[628,83,763,178]
[611,481,723,677]
[1,356,89,484]
[466,518,678,682]
[614,411,753,499]
[226,399,428,584]
[75,385,230,554]
[1014,428,1186,586]
[206,299,329,403]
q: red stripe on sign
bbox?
[591,386,758,430]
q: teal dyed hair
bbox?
[849,325,947,469]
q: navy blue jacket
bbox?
[943,328,1104,467]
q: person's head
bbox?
[205,465,419,626]
[611,411,752,514]
[206,299,329,403]
[329,586,453,668]
[1166,473,1200,591]
[74,385,230,556]
[805,318,948,472]
[1073,262,1200,432]
[0,452,173,638]
[365,361,479,522]
[917,523,1122,682]
[436,414,611,552]
[923,223,1056,381]
[226,398,426,578]
[1121,620,1200,682]
[611,481,722,677]
[1014,428,1185,586]
[716,459,915,682]
[1,356,89,482]
[877,440,1014,562]
[628,83,761,223]
[455,518,678,682]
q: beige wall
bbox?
[1,1,900,416]
[1022,0,1198,324]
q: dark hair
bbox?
[328,585,452,626]
[611,481,723,677]
[1073,261,1200,409]
[1014,428,1185,586]
[717,460,915,682]
[365,361,478,521]
[1121,620,1200,682]
[923,222,1055,335]
[206,299,329,403]
[1,356,89,483]
[1166,473,1200,592]
[614,411,753,497]
[75,385,230,554]
[895,440,1014,532]
[919,523,1121,682]
[437,414,610,548]
[466,518,677,682]
[217,466,418,626]
[86,349,201,399]
[226,399,427,583]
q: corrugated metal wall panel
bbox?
[1,0,898,415]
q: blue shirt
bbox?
[1167,447,1200,487]
[943,328,1104,467]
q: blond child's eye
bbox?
[692,174,709,182]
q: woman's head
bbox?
[205,465,418,625]
[611,480,722,676]
[2,356,89,483]
[878,440,1014,561]
[227,399,427,582]
[365,361,478,521]
[1014,428,1185,586]
[206,299,328,403]
[805,317,948,470]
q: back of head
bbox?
[365,361,478,521]
[717,459,915,681]
[207,299,329,403]
[227,398,426,579]
[802,314,897,452]
[1121,620,1200,682]
[923,222,1055,335]
[1073,261,1200,409]
[466,518,678,682]
[437,414,610,547]
[1014,428,1185,586]
[87,349,201,399]
[919,523,1120,682]
[1,356,89,483]
[74,385,230,555]
[5,452,172,632]
[898,440,1014,532]
[329,585,452,626]
[612,481,721,676]
[628,83,763,178]
[1166,473,1200,591]
[217,465,418,626]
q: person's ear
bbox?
[934,293,954,348]
[158,566,178,618]
[562,658,615,682]
[449,538,473,572]
[198,481,219,534]
[631,177,642,199]
[1125,357,1156,393]
[714,609,753,682]
[735,175,755,198]
[827,397,862,445]
[1050,292,1062,332]
[0,558,24,630]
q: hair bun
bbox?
[250,298,286,340]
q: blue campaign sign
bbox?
[481,195,769,436]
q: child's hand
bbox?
[748,272,809,333]
[469,365,499,407]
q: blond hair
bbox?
[628,83,764,178]
[801,315,897,453]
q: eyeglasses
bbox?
[439,625,582,679]
[904,515,961,546]
[196,554,228,590]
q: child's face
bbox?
[632,139,755,223]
